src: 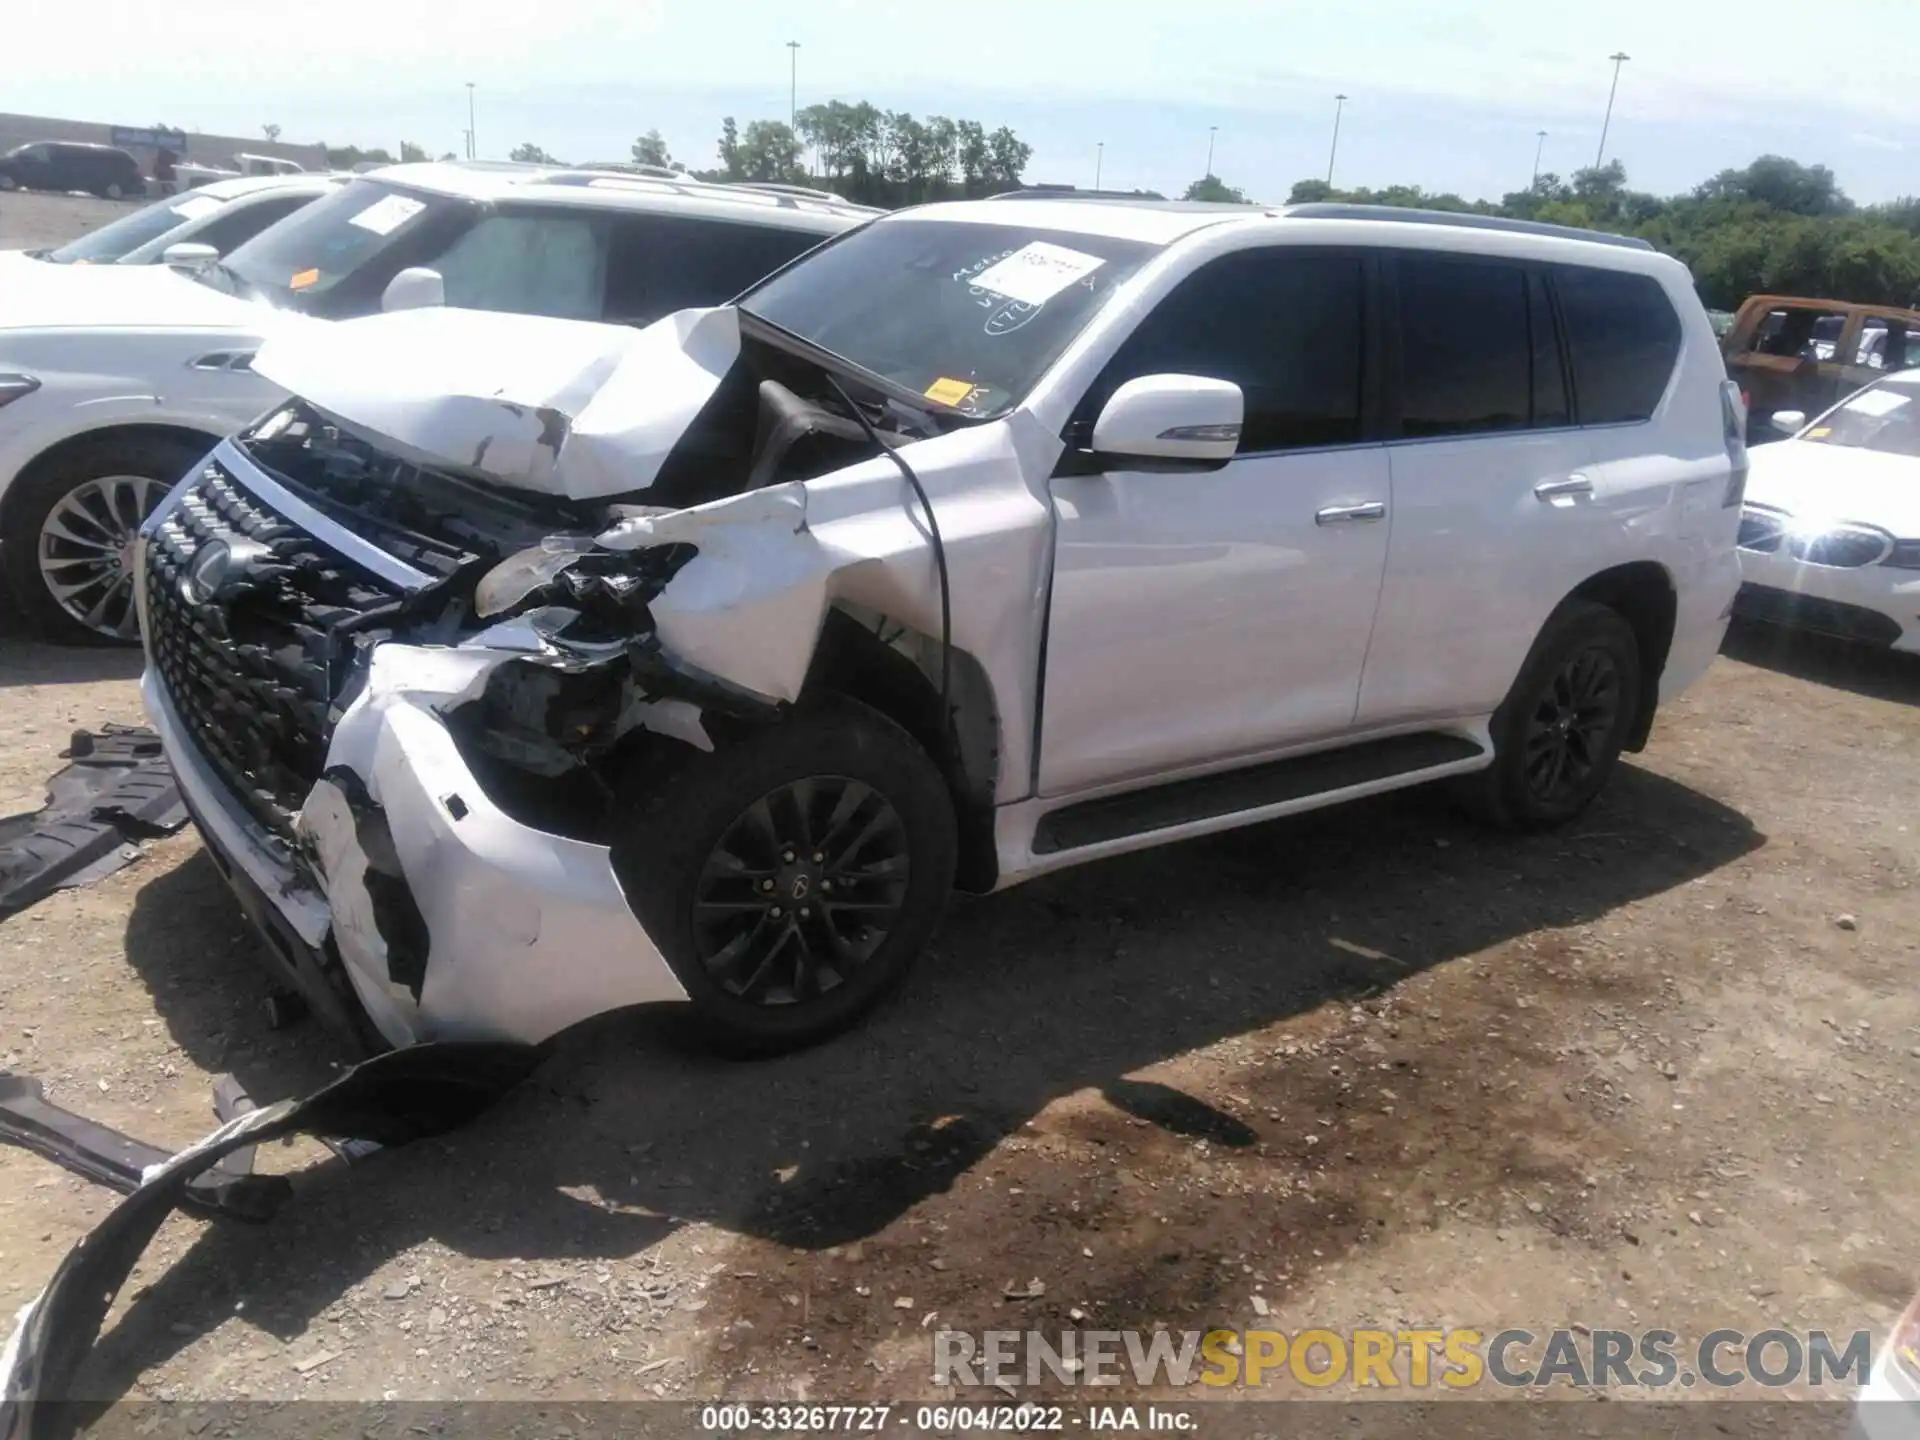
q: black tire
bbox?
[1460,599,1642,832]
[103,181,126,200]
[612,695,958,1055]
[1,434,204,645]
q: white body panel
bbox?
[1040,443,1391,793]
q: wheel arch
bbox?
[801,604,1003,893]
[1564,560,1678,753]
[0,422,221,532]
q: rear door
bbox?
[601,214,830,325]
[1355,250,1595,727]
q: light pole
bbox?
[1326,93,1348,187]
[1094,141,1104,189]
[1206,125,1217,178]
[465,82,475,160]
[1596,52,1629,168]
[1532,129,1547,187]
[785,41,800,131]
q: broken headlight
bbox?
[473,535,598,618]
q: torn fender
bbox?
[593,411,1063,800]
[251,305,741,500]
[0,1043,539,1440]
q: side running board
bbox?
[1031,731,1485,855]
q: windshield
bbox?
[739,218,1158,417]
[210,178,476,312]
[46,192,228,264]
[1802,378,1920,458]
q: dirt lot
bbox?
[0,192,1915,1417]
[0,189,142,252]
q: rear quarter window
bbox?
[1554,265,1682,425]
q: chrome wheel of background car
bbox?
[690,776,911,1008]
[36,474,166,640]
[1522,645,1622,805]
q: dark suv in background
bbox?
[0,142,147,200]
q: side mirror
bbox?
[381,266,445,313]
[162,242,218,269]
[1769,410,1807,435]
[1090,374,1244,469]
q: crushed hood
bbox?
[0,257,266,333]
[251,305,743,501]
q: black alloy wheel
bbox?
[1521,644,1623,807]
[691,777,911,1007]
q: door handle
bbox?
[1315,501,1386,525]
[1534,474,1593,501]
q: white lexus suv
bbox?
[0,161,875,642]
[135,197,1746,1055]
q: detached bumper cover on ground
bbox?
[0,1043,539,1440]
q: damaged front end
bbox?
[137,303,1052,1051]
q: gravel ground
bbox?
[0,191,1915,1416]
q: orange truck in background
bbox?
[1722,294,1920,441]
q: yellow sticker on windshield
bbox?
[290,268,320,290]
[1808,426,1832,437]
[925,377,975,407]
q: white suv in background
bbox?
[136,198,1746,1056]
[0,162,875,642]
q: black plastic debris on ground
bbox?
[0,1042,541,1440]
[0,727,187,921]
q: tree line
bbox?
[1272,155,1920,311]
[322,119,1920,313]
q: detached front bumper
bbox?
[143,644,688,1051]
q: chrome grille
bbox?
[142,462,402,837]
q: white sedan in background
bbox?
[1734,369,1920,652]
[6,173,344,268]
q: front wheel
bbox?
[1460,600,1642,831]
[102,181,126,200]
[1,435,204,644]
[612,696,958,1054]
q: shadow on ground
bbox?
[84,761,1762,1398]
[1721,617,1920,705]
[0,633,145,690]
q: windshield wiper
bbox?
[195,259,257,300]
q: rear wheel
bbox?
[1,435,204,644]
[103,180,126,200]
[612,696,957,1054]
[1461,600,1642,831]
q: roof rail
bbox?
[986,187,1170,202]
[1282,203,1655,252]
[728,181,853,204]
[574,161,683,179]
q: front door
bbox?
[1037,246,1392,797]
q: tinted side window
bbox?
[1395,254,1532,437]
[193,194,311,254]
[1556,265,1682,424]
[603,216,828,325]
[1082,249,1365,452]
[431,211,609,320]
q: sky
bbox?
[12,0,1920,205]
